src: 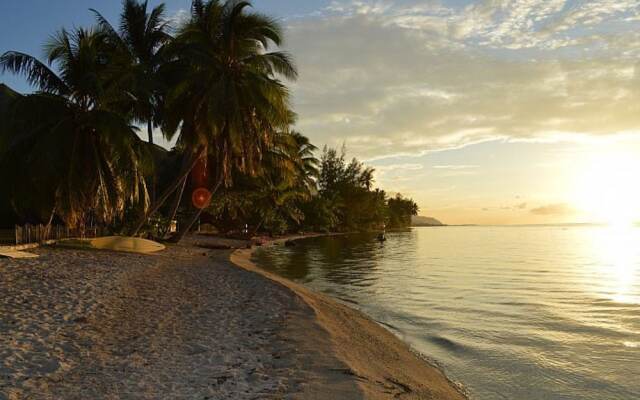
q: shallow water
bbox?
[253,226,640,399]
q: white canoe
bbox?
[0,249,39,259]
[59,236,165,254]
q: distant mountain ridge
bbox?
[411,215,445,226]
[0,83,20,113]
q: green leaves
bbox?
[0,52,69,95]
[0,24,150,228]
[164,0,297,187]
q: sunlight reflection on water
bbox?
[587,225,639,305]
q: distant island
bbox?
[411,215,445,226]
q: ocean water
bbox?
[253,226,640,399]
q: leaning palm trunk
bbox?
[147,120,154,145]
[43,206,57,241]
[164,174,188,237]
[168,175,224,243]
[130,147,205,236]
[147,120,156,202]
[251,218,265,237]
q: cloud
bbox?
[283,1,640,160]
[485,202,529,212]
[530,203,574,216]
[168,9,189,28]
[432,165,479,170]
[376,163,424,172]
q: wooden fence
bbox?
[0,224,104,246]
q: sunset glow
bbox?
[2,2,640,400]
[573,151,640,227]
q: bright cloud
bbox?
[284,0,640,160]
[530,203,575,216]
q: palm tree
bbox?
[200,131,318,235]
[131,0,297,240]
[91,0,172,146]
[248,132,318,235]
[0,27,149,231]
[92,1,172,203]
[250,177,307,235]
[287,131,320,195]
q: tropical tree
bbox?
[92,0,172,202]
[311,146,385,232]
[201,131,318,235]
[0,27,149,231]
[387,194,419,228]
[248,131,318,234]
[91,0,172,146]
[132,0,297,240]
[282,131,320,195]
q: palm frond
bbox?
[0,51,69,94]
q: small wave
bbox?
[428,335,465,352]
[335,296,359,305]
[375,319,398,331]
[496,301,540,307]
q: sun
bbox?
[572,151,640,226]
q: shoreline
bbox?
[1,234,466,399]
[231,234,468,400]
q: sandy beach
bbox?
[0,236,465,399]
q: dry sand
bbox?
[0,237,357,399]
[1,235,466,399]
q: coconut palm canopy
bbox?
[0,27,150,228]
[0,0,418,237]
[163,0,297,182]
[91,0,172,145]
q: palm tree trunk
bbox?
[43,206,56,241]
[147,120,154,145]
[251,218,265,237]
[164,174,188,237]
[147,120,156,203]
[168,176,224,243]
[130,147,205,236]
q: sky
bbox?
[2,0,640,225]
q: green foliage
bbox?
[387,194,419,228]
[203,130,317,235]
[201,144,419,235]
[313,146,383,232]
[0,84,20,227]
[0,28,150,228]
[91,0,172,144]
[161,0,297,184]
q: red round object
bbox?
[191,187,212,209]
